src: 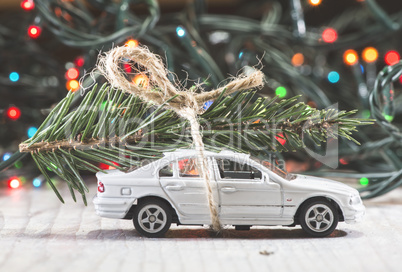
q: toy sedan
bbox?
[93,149,365,238]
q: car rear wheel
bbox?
[133,199,172,238]
[299,199,339,237]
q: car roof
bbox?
[162,149,250,160]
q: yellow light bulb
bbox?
[66,80,80,92]
[133,74,149,88]
[362,47,378,63]
[309,0,322,6]
[125,39,139,48]
[343,49,358,66]
[291,53,304,67]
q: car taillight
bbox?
[98,181,105,193]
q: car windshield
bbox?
[250,156,296,181]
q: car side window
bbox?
[178,158,200,178]
[216,158,262,180]
[159,163,174,177]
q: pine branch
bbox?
[20,83,372,203]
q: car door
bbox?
[159,157,217,223]
[214,157,282,220]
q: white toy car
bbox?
[93,149,365,238]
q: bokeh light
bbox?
[203,100,213,110]
[8,178,21,189]
[21,0,35,11]
[33,178,42,187]
[343,49,358,65]
[3,152,12,161]
[14,161,23,169]
[66,79,80,92]
[27,126,38,138]
[384,50,400,65]
[7,106,21,120]
[74,56,85,67]
[291,53,304,67]
[125,39,138,48]
[327,71,340,83]
[309,0,322,6]
[28,25,41,39]
[66,68,79,80]
[384,114,394,122]
[133,74,149,88]
[339,158,348,165]
[322,28,338,43]
[360,177,369,186]
[362,47,378,63]
[9,72,20,82]
[275,133,286,145]
[275,86,287,98]
[176,26,186,37]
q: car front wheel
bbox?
[299,199,339,237]
[133,199,172,238]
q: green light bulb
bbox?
[360,177,369,186]
[384,114,394,122]
[275,86,287,98]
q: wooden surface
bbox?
[1,181,402,272]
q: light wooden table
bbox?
[1,181,401,272]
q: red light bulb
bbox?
[74,56,85,67]
[28,25,41,39]
[275,133,286,145]
[385,50,400,65]
[8,178,21,189]
[21,0,34,11]
[339,158,348,165]
[66,68,79,80]
[99,162,117,170]
[322,28,338,43]
[123,63,132,73]
[7,106,21,120]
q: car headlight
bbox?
[349,195,362,205]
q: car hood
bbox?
[290,174,359,195]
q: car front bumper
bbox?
[343,202,366,224]
[93,195,136,219]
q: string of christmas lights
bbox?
[1,0,402,199]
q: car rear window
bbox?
[178,158,200,178]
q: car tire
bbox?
[299,199,339,237]
[133,199,172,238]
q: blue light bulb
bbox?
[327,71,340,83]
[9,72,20,82]
[27,126,38,138]
[33,178,42,187]
[176,26,186,37]
[2,152,11,161]
[203,101,214,110]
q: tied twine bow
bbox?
[97,45,264,231]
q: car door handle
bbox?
[221,186,237,193]
[166,185,184,191]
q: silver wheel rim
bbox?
[305,204,334,233]
[138,204,167,234]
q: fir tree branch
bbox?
[19,83,373,203]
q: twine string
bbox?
[97,45,265,231]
